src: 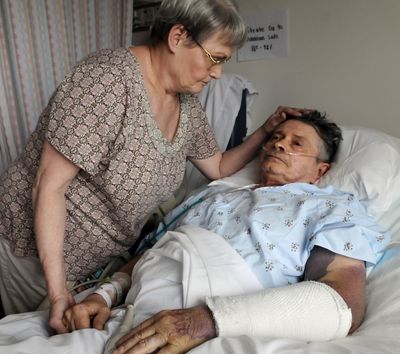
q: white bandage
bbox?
[94,283,114,308]
[94,272,132,308]
[206,281,352,342]
[110,272,132,305]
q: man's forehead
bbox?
[273,119,318,137]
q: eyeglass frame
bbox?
[192,38,231,65]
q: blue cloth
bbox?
[140,183,390,288]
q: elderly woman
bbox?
[0,0,301,334]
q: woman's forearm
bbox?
[191,126,268,180]
[219,126,266,177]
[32,140,80,299]
[33,187,69,299]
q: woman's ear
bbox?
[167,24,188,52]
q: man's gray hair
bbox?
[285,111,343,163]
[151,0,247,47]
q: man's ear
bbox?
[167,24,188,52]
[314,162,330,183]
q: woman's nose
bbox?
[209,64,222,79]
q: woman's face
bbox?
[175,31,233,94]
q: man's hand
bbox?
[112,305,216,354]
[62,294,111,332]
[48,291,76,334]
[262,106,314,135]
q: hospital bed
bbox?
[0,69,400,354]
[0,124,399,354]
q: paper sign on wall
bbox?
[238,9,288,61]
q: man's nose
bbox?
[273,139,287,152]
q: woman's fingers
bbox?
[275,106,314,117]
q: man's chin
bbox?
[260,162,278,174]
[260,176,279,187]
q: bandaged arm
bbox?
[206,247,366,341]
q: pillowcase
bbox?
[318,126,400,219]
[214,126,400,220]
[210,158,260,188]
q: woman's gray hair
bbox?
[151,0,247,47]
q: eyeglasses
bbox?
[193,38,230,65]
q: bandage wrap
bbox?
[94,272,132,308]
[206,281,352,341]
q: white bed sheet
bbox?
[0,225,264,353]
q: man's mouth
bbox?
[264,153,288,165]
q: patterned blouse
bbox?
[0,48,219,280]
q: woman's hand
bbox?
[262,106,314,135]
[112,305,216,354]
[62,294,111,332]
[49,291,76,334]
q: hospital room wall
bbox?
[224,0,400,137]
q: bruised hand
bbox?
[112,305,217,354]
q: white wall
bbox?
[224,0,400,137]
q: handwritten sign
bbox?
[238,9,288,61]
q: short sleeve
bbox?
[310,197,390,266]
[185,95,220,160]
[45,57,127,174]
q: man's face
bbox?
[259,120,330,186]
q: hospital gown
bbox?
[139,183,390,288]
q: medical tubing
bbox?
[153,197,205,237]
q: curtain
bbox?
[0,0,133,173]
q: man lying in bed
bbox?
[63,111,389,354]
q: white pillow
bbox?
[214,126,400,220]
[318,126,400,219]
[210,158,260,188]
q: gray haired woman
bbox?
[0,0,302,334]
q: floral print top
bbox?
[0,48,219,280]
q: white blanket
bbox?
[1,225,400,354]
[0,226,262,353]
